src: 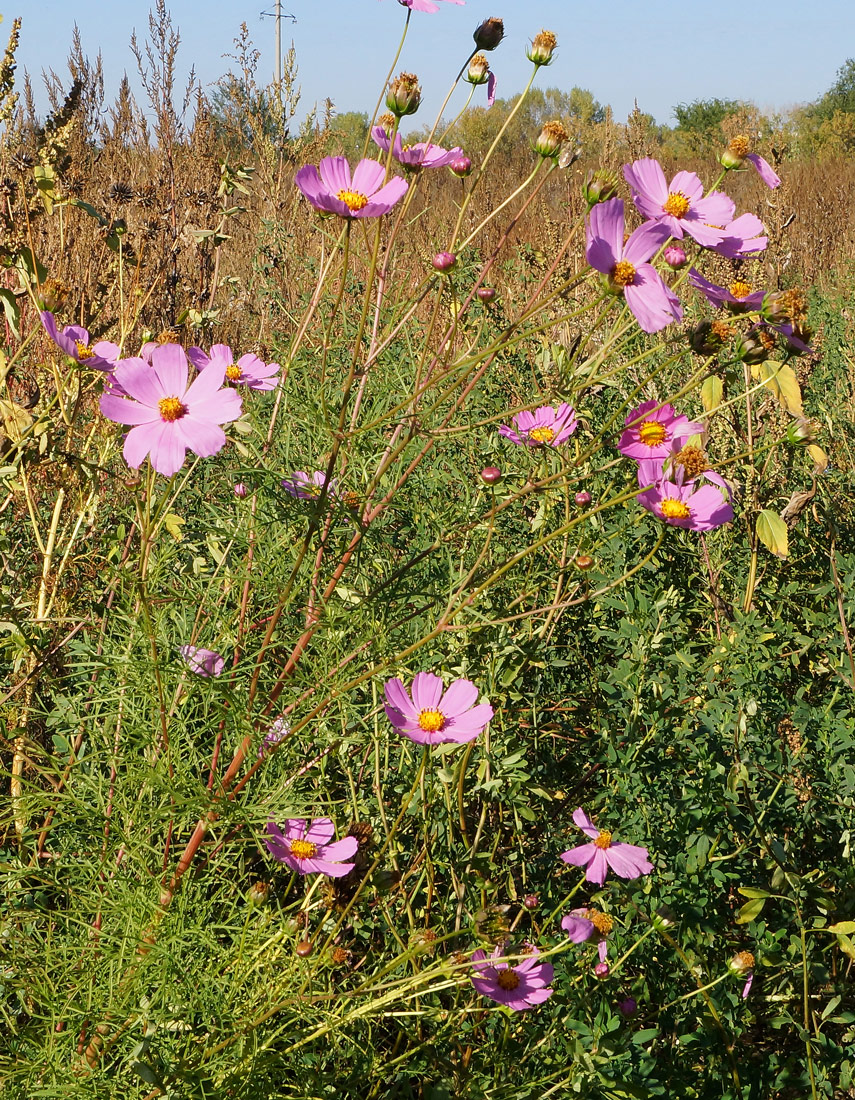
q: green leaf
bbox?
[0,287,20,338]
[735,896,767,924]
[33,164,56,214]
[827,920,855,934]
[756,508,789,559]
[738,887,772,899]
[700,375,723,413]
[836,933,855,961]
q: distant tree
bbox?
[810,58,855,121]
[673,97,743,152]
[327,111,370,158]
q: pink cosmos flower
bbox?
[264,818,358,877]
[470,944,554,1011]
[295,156,408,219]
[586,199,682,334]
[636,461,734,531]
[384,671,493,745]
[642,443,735,502]
[561,907,614,968]
[40,311,120,371]
[618,399,705,461]
[712,213,768,259]
[688,269,766,312]
[281,470,338,500]
[746,153,781,190]
[188,343,280,391]
[623,158,734,247]
[371,125,463,170]
[385,0,464,10]
[180,646,225,677]
[100,344,243,478]
[561,807,653,886]
[499,402,577,448]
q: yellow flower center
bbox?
[496,969,520,991]
[226,363,242,381]
[528,426,555,444]
[611,259,636,287]
[337,189,369,212]
[729,135,750,158]
[732,950,755,972]
[638,420,667,447]
[660,499,692,519]
[594,830,612,850]
[587,909,614,935]
[729,281,752,300]
[418,709,446,733]
[663,191,691,218]
[75,340,94,360]
[158,396,187,422]
[289,839,318,860]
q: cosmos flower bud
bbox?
[477,286,496,304]
[575,490,592,506]
[465,54,490,86]
[386,72,422,118]
[248,881,270,905]
[527,29,557,66]
[663,245,687,269]
[594,961,610,978]
[449,154,472,177]
[690,319,731,356]
[786,418,819,446]
[295,939,314,958]
[575,555,594,571]
[618,997,638,1016]
[523,894,539,910]
[534,120,569,159]
[651,905,676,932]
[473,17,504,51]
[234,482,248,498]
[432,251,457,273]
[480,465,502,484]
[582,168,620,209]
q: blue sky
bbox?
[12,0,855,127]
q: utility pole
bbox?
[275,0,282,90]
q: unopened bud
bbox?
[248,881,270,905]
[480,465,502,484]
[432,250,457,273]
[527,29,557,66]
[523,894,539,910]
[473,17,504,51]
[583,168,620,209]
[295,938,314,957]
[386,72,421,118]
[477,286,496,304]
[651,905,676,932]
[575,490,592,506]
[534,120,569,159]
[594,961,610,978]
[449,154,472,177]
[664,245,687,269]
[575,555,594,571]
[734,331,769,365]
[618,996,638,1016]
[465,54,490,86]
[234,482,248,498]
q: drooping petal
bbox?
[624,264,683,333]
[586,198,623,273]
[746,153,781,189]
[562,912,595,943]
[572,806,599,837]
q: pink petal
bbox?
[623,158,668,216]
[304,818,336,845]
[410,672,444,711]
[605,842,652,879]
[100,393,159,426]
[746,153,781,189]
[586,848,610,885]
[384,677,415,719]
[113,358,164,407]
[318,156,352,195]
[439,678,479,717]
[572,806,599,837]
[623,220,672,266]
[122,422,158,469]
[667,169,704,203]
[624,264,683,333]
[586,198,623,273]
[351,158,387,197]
[320,837,359,861]
[561,841,596,868]
[174,417,227,459]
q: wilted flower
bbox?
[188,343,280,391]
[690,319,733,356]
[385,0,464,12]
[561,907,614,948]
[100,345,242,478]
[560,806,653,885]
[688,269,765,312]
[586,199,682,333]
[473,17,504,50]
[527,29,557,66]
[470,944,554,1011]
[729,950,756,998]
[265,818,358,877]
[295,157,408,219]
[371,125,463,170]
[499,402,578,448]
[384,671,493,745]
[534,120,569,159]
[619,399,705,461]
[465,54,496,106]
[40,311,120,371]
[281,470,338,500]
[386,71,422,117]
[623,157,734,247]
[180,646,225,677]
[636,460,733,531]
[259,716,290,759]
[721,135,781,189]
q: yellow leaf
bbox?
[756,508,789,559]
[808,444,828,473]
[162,513,185,541]
[758,360,803,417]
[700,375,723,413]
[0,398,32,442]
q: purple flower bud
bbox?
[574,491,592,506]
[594,961,610,979]
[477,286,496,304]
[523,894,539,910]
[480,465,502,485]
[234,482,248,498]
[664,245,687,269]
[432,251,457,273]
[618,996,638,1016]
[449,155,472,178]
